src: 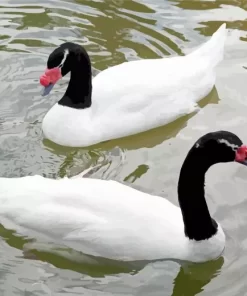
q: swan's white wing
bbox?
[0,176,185,260]
[92,23,226,117]
[92,56,214,142]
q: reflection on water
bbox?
[172,258,224,296]
[0,221,225,295]
[0,0,247,295]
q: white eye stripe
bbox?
[59,49,69,68]
[218,139,239,151]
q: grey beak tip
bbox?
[41,83,55,96]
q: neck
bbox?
[178,151,218,241]
[58,53,92,109]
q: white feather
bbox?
[218,139,239,151]
[0,175,225,263]
[42,24,227,147]
[59,49,69,68]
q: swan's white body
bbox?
[0,176,225,262]
[42,24,227,147]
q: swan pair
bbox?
[1,23,244,264]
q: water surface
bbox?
[0,0,247,295]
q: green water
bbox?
[0,0,247,295]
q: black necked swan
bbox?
[0,131,246,262]
[39,24,227,147]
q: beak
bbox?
[41,83,55,96]
[236,159,247,166]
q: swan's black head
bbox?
[40,42,91,97]
[190,131,247,167]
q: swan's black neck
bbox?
[177,130,245,241]
[178,148,218,241]
[58,48,92,109]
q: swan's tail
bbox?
[189,23,227,68]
